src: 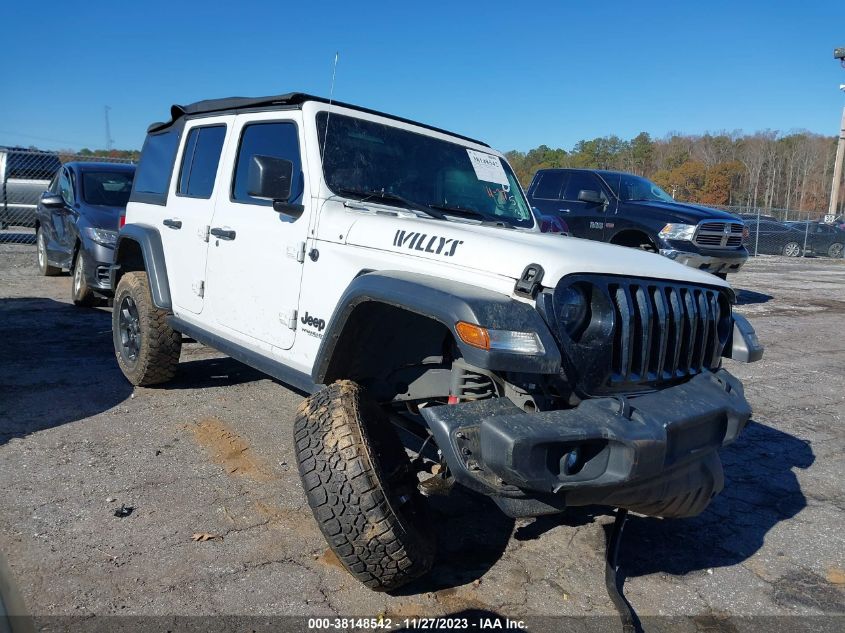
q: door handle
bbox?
[210,227,236,240]
[163,218,183,229]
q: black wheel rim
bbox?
[118,295,141,361]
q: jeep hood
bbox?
[344,214,730,290]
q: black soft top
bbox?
[147,92,489,147]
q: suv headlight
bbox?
[659,223,697,241]
[85,227,117,247]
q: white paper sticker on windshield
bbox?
[466,149,509,187]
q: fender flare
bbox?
[111,223,172,310]
[312,270,561,384]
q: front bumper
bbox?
[659,246,748,275]
[421,369,751,519]
[80,241,115,293]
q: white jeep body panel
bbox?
[125,99,730,379]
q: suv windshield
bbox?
[604,173,675,203]
[82,171,134,207]
[317,112,534,228]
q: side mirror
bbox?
[247,155,304,218]
[577,189,604,205]
[40,192,65,208]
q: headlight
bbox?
[659,223,697,241]
[555,284,589,338]
[85,227,117,246]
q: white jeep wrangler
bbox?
[111,93,763,591]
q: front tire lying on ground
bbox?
[112,271,181,386]
[294,380,435,591]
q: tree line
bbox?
[505,131,840,218]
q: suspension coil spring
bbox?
[450,365,495,401]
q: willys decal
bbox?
[392,230,464,257]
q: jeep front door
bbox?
[204,115,309,351]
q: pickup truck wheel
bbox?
[828,242,843,258]
[782,241,801,257]
[294,380,435,591]
[112,271,181,386]
[71,251,97,307]
[36,228,61,276]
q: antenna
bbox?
[104,105,114,151]
[320,52,339,163]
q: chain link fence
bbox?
[0,147,134,244]
[2,145,843,261]
[698,204,844,259]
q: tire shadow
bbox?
[392,489,515,595]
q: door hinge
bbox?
[280,309,297,330]
[199,225,210,242]
[192,280,205,297]
[286,241,306,263]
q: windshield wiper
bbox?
[337,187,444,219]
[428,204,518,228]
[426,203,487,221]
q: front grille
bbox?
[694,222,744,249]
[608,282,724,386]
[541,276,732,396]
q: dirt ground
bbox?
[1,240,843,631]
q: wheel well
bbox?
[113,239,145,286]
[610,230,658,251]
[322,302,454,401]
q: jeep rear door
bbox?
[161,119,231,314]
[203,113,310,351]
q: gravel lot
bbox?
[1,240,843,631]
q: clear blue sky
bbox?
[2,0,844,153]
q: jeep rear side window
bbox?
[533,171,567,200]
[133,128,180,201]
[177,125,226,199]
[232,122,302,206]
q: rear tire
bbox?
[294,380,435,591]
[112,271,181,386]
[828,242,844,258]
[782,241,801,257]
[36,228,61,276]
[72,250,97,307]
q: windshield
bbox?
[604,173,675,203]
[81,171,134,207]
[317,112,534,228]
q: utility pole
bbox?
[104,105,114,151]
[831,106,845,216]
[830,48,845,219]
